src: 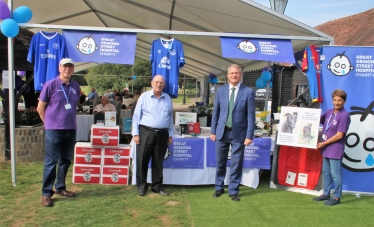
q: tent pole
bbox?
[264,61,271,112]
[8,0,16,186]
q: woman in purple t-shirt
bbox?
[313,89,351,206]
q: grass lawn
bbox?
[1,162,373,227]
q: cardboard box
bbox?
[74,142,102,165]
[91,125,120,147]
[73,164,101,184]
[105,111,116,127]
[101,166,129,185]
[102,145,130,166]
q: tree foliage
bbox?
[85,58,152,94]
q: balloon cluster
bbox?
[0,3,32,38]
[256,68,273,89]
[208,73,218,84]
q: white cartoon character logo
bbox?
[237,40,258,53]
[327,51,354,76]
[343,101,374,172]
[111,173,119,182]
[83,172,91,181]
[84,153,92,162]
[76,35,98,55]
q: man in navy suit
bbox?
[210,64,255,202]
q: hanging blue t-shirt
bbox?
[150,38,185,98]
[27,31,67,91]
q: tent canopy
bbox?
[14,0,333,78]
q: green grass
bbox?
[1,162,373,226]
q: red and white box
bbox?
[91,125,120,147]
[101,166,129,185]
[74,142,102,165]
[73,164,101,184]
[102,145,130,166]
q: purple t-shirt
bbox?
[39,76,80,130]
[320,108,351,159]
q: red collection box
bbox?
[101,166,129,185]
[73,164,101,184]
[74,142,102,165]
[91,125,120,147]
[102,145,130,166]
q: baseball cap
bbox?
[59,58,75,66]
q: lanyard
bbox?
[324,112,337,133]
[60,84,71,104]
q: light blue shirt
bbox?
[132,90,174,137]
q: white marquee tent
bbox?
[5,0,334,184]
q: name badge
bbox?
[322,134,327,141]
[65,103,71,110]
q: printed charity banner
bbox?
[276,106,321,149]
[63,30,137,64]
[206,138,271,169]
[243,138,271,169]
[220,37,295,63]
[163,138,204,169]
[175,112,197,124]
[321,46,374,194]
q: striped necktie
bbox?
[226,87,235,127]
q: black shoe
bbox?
[213,189,224,197]
[138,186,148,196]
[313,194,330,201]
[229,194,240,202]
[151,188,169,196]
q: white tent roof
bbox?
[14,0,333,78]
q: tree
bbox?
[85,58,152,94]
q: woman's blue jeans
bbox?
[42,130,76,196]
[322,157,342,199]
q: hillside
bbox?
[315,8,374,46]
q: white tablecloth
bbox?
[121,109,131,118]
[130,137,275,188]
[76,114,94,141]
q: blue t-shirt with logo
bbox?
[150,38,185,98]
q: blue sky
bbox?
[251,0,374,27]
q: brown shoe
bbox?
[42,196,53,207]
[56,190,75,197]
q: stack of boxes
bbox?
[73,125,130,185]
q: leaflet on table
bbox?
[206,137,271,169]
[276,107,321,149]
[148,138,204,169]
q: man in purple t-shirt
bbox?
[37,58,80,207]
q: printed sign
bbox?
[276,106,321,149]
[63,30,137,64]
[175,112,197,124]
[220,37,295,63]
[163,138,204,169]
[321,46,374,194]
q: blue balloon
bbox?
[13,6,33,23]
[261,71,272,82]
[212,78,218,84]
[270,81,273,88]
[256,78,266,88]
[132,75,137,80]
[1,18,19,38]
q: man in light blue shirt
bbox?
[132,75,174,196]
[87,87,99,101]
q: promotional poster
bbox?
[321,46,374,194]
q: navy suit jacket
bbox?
[211,83,255,142]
